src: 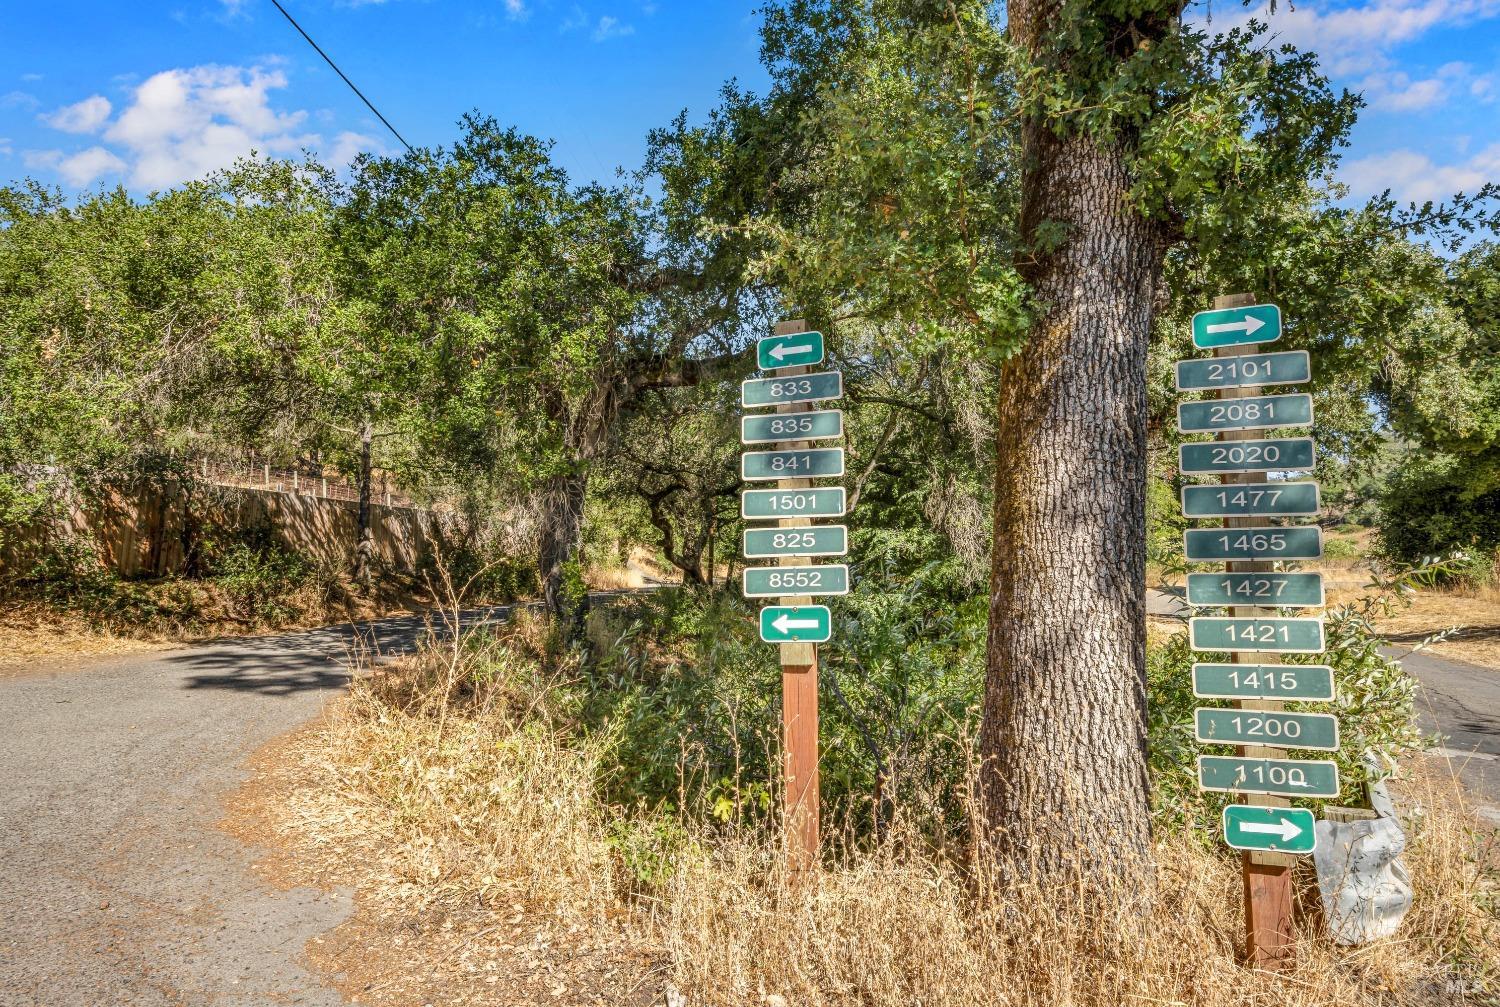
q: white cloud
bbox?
[0,137,13,158]
[1,90,39,110]
[1356,61,1497,111]
[56,146,127,187]
[103,64,317,189]
[42,95,112,134]
[325,130,384,166]
[22,63,386,191]
[1342,144,1500,203]
[591,14,634,41]
[22,149,62,170]
[505,0,527,18]
[1211,0,1500,74]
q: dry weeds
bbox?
[0,603,165,671]
[248,630,1500,1007]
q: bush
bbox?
[1379,451,1500,569]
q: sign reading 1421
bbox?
[1192,303,1282,348]
[757,330,824,370]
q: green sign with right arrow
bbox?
[1191,303,1282,348]
[1222,805,1317,854]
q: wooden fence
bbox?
[4,480,446,579]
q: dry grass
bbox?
[1374,584,1500,669]
[251,628,1500,1007]
[0,602,165,671]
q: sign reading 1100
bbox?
[1175,298,1342,857]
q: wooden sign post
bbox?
[1212,293,1297,970]
[1178,294,1337,971]
[770,318,819,872]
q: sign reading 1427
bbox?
[757,330,824,370]
[1192,303,1282,349]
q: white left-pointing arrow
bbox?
[1206,314,1265,338]
[773,614,821,633]
[769,341,815,361]
[1240,817,1303,842]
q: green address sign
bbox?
[759,605,831,644]
[1223,806,1317,855]
[741,487,846,521]
[1192,662,1335,701]
[1194,708,1340,752]
[741,371,843,409]
[743,525,847,559]
[742,564,850,598]
[1190,617,1326,654]
[1181,481,1319,518]
[757,330,824,370]
[1191,303,1282,349]
[1184,526,1322,562]
[1178,393,1313,434]
[1198,755,1340,799]
[1175,351,1310,392]
[1179,437,1315,475]
[741,447,845,482]
[1185,572,1325,608]
[741,409,843,445]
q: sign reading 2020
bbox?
[1175,297,1343,892]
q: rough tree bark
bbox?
[537,468,590,636]
[354,419,374,589]
[977,0,1171,887]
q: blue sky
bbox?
[1,0,1498,206]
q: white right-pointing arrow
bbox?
[773,614,821,633]
[1240,817,1303,842]
[769,341,815,361]
[1206,314,1266,338]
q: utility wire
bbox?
[267,0,414,154]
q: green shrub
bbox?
[1379,452,1500,570]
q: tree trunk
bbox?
[977,40,1163,886]
[354,419,374,588]
[538,468,590,637]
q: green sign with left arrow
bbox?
[757,331,825,370]
[759,605,832,643]
[1191,303,1282,348]
[1222,805,1317,854]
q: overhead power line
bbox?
[267,0,414,154]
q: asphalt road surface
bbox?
[0,608,508,1007]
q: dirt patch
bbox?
[1372,588,1500,669]
[222,712,664,1007]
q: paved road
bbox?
[1149,587,1500,808]
[0,608,509,1007]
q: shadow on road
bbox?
[168,609,507,697]
[166,590,657,697]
